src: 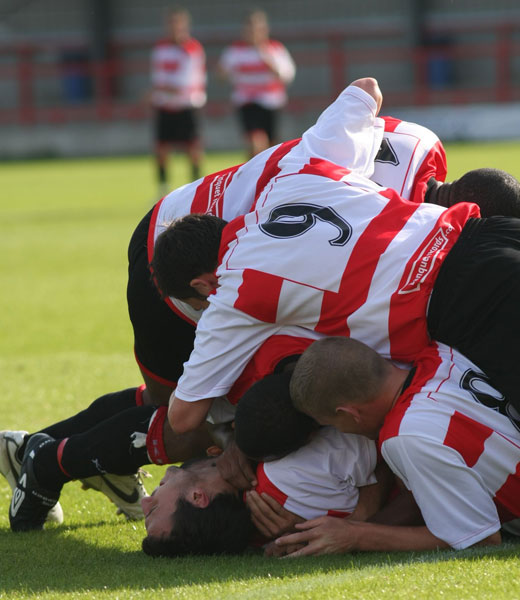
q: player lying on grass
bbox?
[270,337,520,555]
[141,373,396,557]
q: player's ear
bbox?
[191,488,210,508]
[190,273,218,296]
[336,404,362,423]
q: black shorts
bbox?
[127,208,196,386]
[428,216,520,408]
[155,108,199,143]
[238,103,278,143]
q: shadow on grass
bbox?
[1,525,520,595]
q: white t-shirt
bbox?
[150,38,206,110]
[380,342,520,549]
[255,427,377,520]
[218,40,296,108]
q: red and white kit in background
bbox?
[150,38,206,110]
[173,86,476,403]
[255,427,377,520]
[380,341,520,549]
[150,84,446,326]
[218,40,296,108]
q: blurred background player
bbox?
[148,7,206,197]
[218,9,296,157]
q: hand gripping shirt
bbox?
[255,427,377,520]
[379,342,520,549]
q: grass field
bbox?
[2,143,520,599]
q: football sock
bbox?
[55,405,156,479]
[18,388,140,460]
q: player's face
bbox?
[141,465,193,538]
[141,459,235,539]
[314,407,381,440]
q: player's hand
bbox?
[246,490,304,538]
[216,440,257,490]
[274,516,359,557]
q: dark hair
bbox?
[426,168,520,218]
[150,214,227,300]
[141,492,254,557]
[234,372,320,461]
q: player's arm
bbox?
[274,518,500,557]
[350,77,383,115]
[168,394,214,434]
[348,461,395,522]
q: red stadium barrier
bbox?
[1,18,519,126]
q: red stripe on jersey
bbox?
[227,335,314,404]
[327,509,351,518]
[379,343,443,444]
[494,461,520,519]
[408,140,448,204]
[298,157,351,181]
[443,411,493,468]
[234,269,283,323]
[253,138,301,208]
[316,188,419,337]
[381,116,402,133]
[191,164,242,216]
[219,216,246,264]
[387,202,478,360]
[255,463,289,506]
[237,62,273,74]
[159,60,180,72]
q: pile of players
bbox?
[3,75,520,558]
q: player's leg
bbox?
[9,405,214,530]
[154,108,172,198]
[428,215,520,410]
[238,103,270,158]
[182,108,203,181]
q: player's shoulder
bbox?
[182,38,205,54]
[267,39,285,50]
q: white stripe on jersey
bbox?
[258,427,377,520]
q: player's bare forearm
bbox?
[275,518,450,557]
[349,463,395,522]
[168,394,214,434]
[276,518,501,557]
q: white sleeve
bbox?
[299,84,384,178]
[274,45,296,84]
[382,435,501,549]
[175,298,280,402]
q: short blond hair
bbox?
[290,337,391,418]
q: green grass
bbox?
[1,144,520,599]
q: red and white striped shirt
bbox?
[380,342,520,549]
[255,427,377,520]
[150,83,384,325]
[175,159,478,402]
[150,38,206,110]
[219,40,296,108]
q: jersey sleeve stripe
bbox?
[443,411,494,467]
[255,463,288,506]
